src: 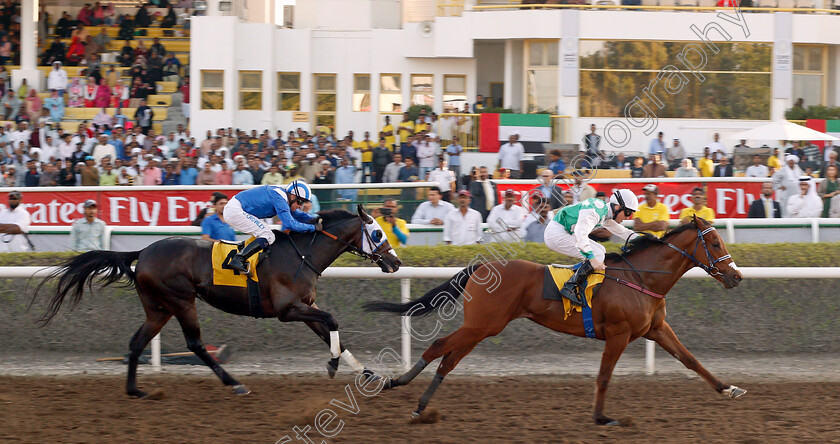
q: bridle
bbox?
[663,225,731,277]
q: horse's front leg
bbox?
[644,321,747,398]
[594,331,631,425]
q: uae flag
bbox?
[805,119,840,148]
[479,113,551,153]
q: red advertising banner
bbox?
[0,181,766,227]
[500,181,765,220]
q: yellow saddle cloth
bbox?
[211,237,260,287]
[545,266,606,320]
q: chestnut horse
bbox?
[32,206,400,398]
[365,216,745,425]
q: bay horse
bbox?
[31,205,400,397]
[365,216,745,425]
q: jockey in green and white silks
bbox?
[544,189,640,306]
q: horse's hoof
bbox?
[127,389,148,399]
[722,385,747,398]
[326,358,339,379]
[361,369,379,384]
[232,384,251,395]
[595,416,619,426]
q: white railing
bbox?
[8,266,840,375]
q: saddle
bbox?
[542,265,605,320]
[211,238,268,318]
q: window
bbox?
[380,74,402,112]
[411,74,433,107]
[277,72,300,111]
[200,70,224,110]
[313,74,336,128]
[578,40,772,119]
[353,74,371,112]
[525,40,559,114]
[793,45,826,107]
[443,75,466,113]
[239,71,262,110]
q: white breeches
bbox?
[223,197,276,244]
[543,220,606,262]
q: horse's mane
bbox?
[270,209,357,240]
[605,219,708,262]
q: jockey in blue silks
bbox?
[224,180,322,273]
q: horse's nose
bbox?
[395,259,402,267]
[734,272,743,282]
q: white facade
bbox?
[189,5,840,156]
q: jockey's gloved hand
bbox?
[312,218,323,231]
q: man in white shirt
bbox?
[9,122,31,149]
[708,132,726,160]
[745,155,769,178]
[648,132,665,155]
[666,138,685,170]
[0,191,32,253]
[426,157,456,201]
[416,135,436,181]
[47,61,69,95]
[91,134,117,165]
[411,186,455,225]
[486,189,528,243]
[497,134,524,178]
[443,190,484,246]
[382,153,405,184]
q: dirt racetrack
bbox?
[1,374,838,443]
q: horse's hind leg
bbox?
[645,321,746,398]
[411,336,483,418]
[174,305,250,395]
[126,303,171,398]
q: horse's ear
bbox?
[692,214,699,226]
[357,203,373,224]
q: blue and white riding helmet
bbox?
[286,180,312,202]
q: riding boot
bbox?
[228,239,265,274]
[559,260,594,307]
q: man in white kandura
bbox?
[543,189,640,306]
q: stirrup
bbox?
[560,283,585,306]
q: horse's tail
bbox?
[30,249,142,326]
[363,264,482,316]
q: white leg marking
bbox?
[330,331,341,359]
[341,350,366,372]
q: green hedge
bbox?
[10,242,840,268]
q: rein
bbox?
[605,225,731,299]
[284,216,387,279]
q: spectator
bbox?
[745,155,769,178]
[445,136,463,181]
[232,163,254,185]
[697,147,714,177]
[135,99,154,135]
[24,89,42,124]
[416,134,436,181]
[39,163,59,186]
[371,138,392,183]
[381,153,404,184]
[787,176,822,218]
[24,161,41,187]
[150,37,167,59]
[201,195,237,242]
[768,147,782,170]
[487,189,528,243]
[160,6,177,28]
[630,156,644,178]
[648,132,665,156]
[643,154,666,178]
[570,171,596,203]
[713,155,733,177]
[47,62,69,95]
[70,199,106,251]
[524,201,551,243]
[396,157,418,182]
[92,134,116,164]
[819,164,840,218]
[260,164,284,185]
[1,89,20,121]
[397,112,414,147]
[161,162,180,185]
[535,169,566,210]
[774,154,804,217]
[785,141,805,161]
[135,4,152,28]
[214,161,233,185]
[708,133,726,160]
[381,115,395,149]
[411,186,455,225]
[634,184,670,238]
[443,190,484,246]
[142,157,162,185]
[79,156,100,186]
[581,124,604,168]
[547,149,565,174]
[0,191,31,252]
[674,158,699,177]
[748,182,781,219]
[99,162,117,186]
[356,131,375,183]
[44,90,66,123]
[473,95,485,113]
[375,199,409,248]
[427,157,456,201]
[469,166,497,221]
[180,76,190,127]
[666,138,684,170]
[679,187,715,224]
[497,134,524,178]
[820,150,838,179]
[335,157,358,201]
